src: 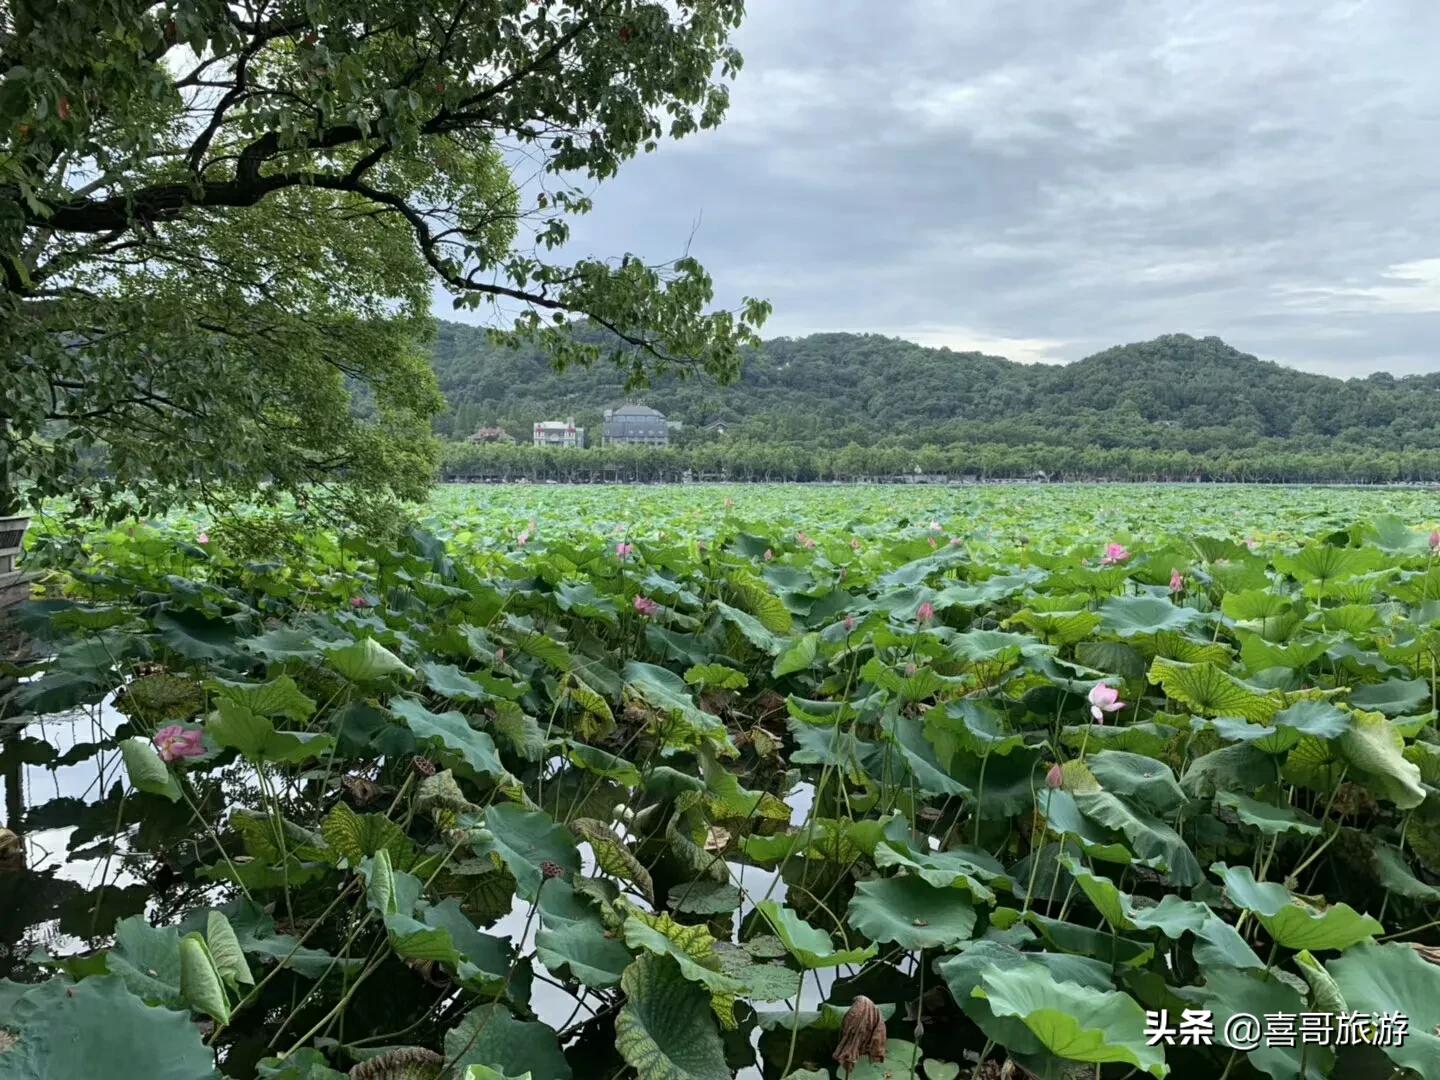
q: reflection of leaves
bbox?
[58,882,150,939]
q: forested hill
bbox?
[431,322,1440,454]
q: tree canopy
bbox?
[0,0,768,520]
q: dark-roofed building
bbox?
[602,404,669,447]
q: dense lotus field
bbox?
[4,483,1440,1079]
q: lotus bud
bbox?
[1045,762,1064,790]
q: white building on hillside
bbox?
[533,418,585,448]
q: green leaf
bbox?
[1185,966,1332,1079]
[322,801,409,868]
[206,911,253,988]
[622,912,746,1028]
[179,932,230,1024]
[324,637,416,683]
[872,841,1011,903]
[480,804,580,901]
[1328,942,1440,1076]
[1149,657,1279,721]
[755,901,877,968]
[615,955,730,1080]
[1215,791,1321,837]
[1372,842,1440,900]
[571,818,655,902]
[846,875,977,950]
[668,880,742,916]
[1340,711,1426,809]
[119,736,182,802]
[444,1005,570,1080]
[1213,863,1383,950]
[210,675,315,722]
[207,700,331,764]
[153,609,241,662]
[1073,791,1202,885]
[771,634,819,678]
[684,663,750,690]
[391,697,508,780]
[418,661,496,702]
[973,964,1169,1077]
[1098,595,1204,637]
[104,916,182,1006]
[1351,678,1430,716]
[536,878,633,988]
[0,975,217,1079]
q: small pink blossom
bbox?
[1430,530,1440,553]
[616,542,634,559]
[1245,538,1259,551]
[850,537,861,551]
[1045,762,1064,790]
[350,595,368,608]
[928,536,937,549]
[633,595,660,617]
[1088,683,1124,723]
[843,615,857,632]
[197,531,210,544]
[949,536,963,546]
[516,530,529,546]
[929,520,942,531]
[904,661,917,677]
[916,601,935,625]
[154,725,204,763]
[1101,543,1130,565]
[763,548,774,562]
[1169,569,1184,594]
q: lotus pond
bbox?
[4,482,1440,1079]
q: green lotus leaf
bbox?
[444,1005,570,1080]
[119,736,183,802]
[756,900,878,968]
[323,637,416,683]
[1215,791,1321,837]
[614,955,730,1080]
[1213,862,1383,950]
[390,696,508,781]
[973,963,1169,1077]
[1099,595,1204,637]
[846,875,977,950]
[0,975,217,1080]
[1340,710,1426,809]
[535,878,634,988]
[1328,942,1440,1076]
[479,803,580,901]
[209,675,316,721]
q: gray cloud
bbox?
[445,0,1440,376]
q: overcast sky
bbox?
[446,0,1440,377]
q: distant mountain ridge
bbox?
[430,322,1440,454]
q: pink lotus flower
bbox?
[197,531,210,544]
[350,596,368,608]
[916,601,935,625]
[904,661,917,677]
[1431,530,1440,553]
[616,542,634,559]
[516,530,529,546]
[949,536,963,546]
[633,596,660,617]
[1088,683,1124,723]
[1045,762,1064,790]
[154,725,204,763]
[928,537,937,549]
[843,615,857,632]
[1101,543,1130,565]
[929,520,942,531]
[763,548,774,561]
[1169,569,1184,594]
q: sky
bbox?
[445,0,1440,377]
